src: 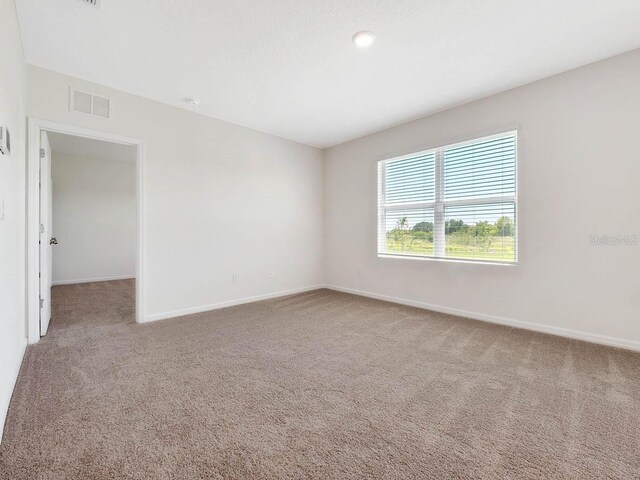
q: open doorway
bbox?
[28,120,144,343]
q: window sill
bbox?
[377,253,518,266]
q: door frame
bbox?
[39,130,53,336]
[27,118,146,343]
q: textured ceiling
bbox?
[16,0,640,147]
[48,132,136,163]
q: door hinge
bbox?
[40,223,44,234]
[39,298,44,309]
[40,148,45,159]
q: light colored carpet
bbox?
[1,280,639,479]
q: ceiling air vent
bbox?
[82,0,102,8]
[70,88,111,119]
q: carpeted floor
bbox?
[1,281,639,479]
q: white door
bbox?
[39,131,54,336]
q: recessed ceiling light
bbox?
[183,97,200,106]
[352,31,376,48]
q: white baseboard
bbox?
[53,275,135,286]
[0,337,27,444]
[142,284,325,323]
[325,285,640,352]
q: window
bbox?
[378,131,517,263]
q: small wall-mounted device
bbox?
[0,126,10,156]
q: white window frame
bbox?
[377,130,518,265]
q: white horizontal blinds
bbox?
[384,153,435,204]
[378,152,436,257]
[443,135,516,200]
[378,131,517,263]
[443,133,516,262]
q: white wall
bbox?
[0,0,27,437]
[27,65,324,321]
[324,49,640,349]
[52,153,136,284]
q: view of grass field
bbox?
[385,216,516,262]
